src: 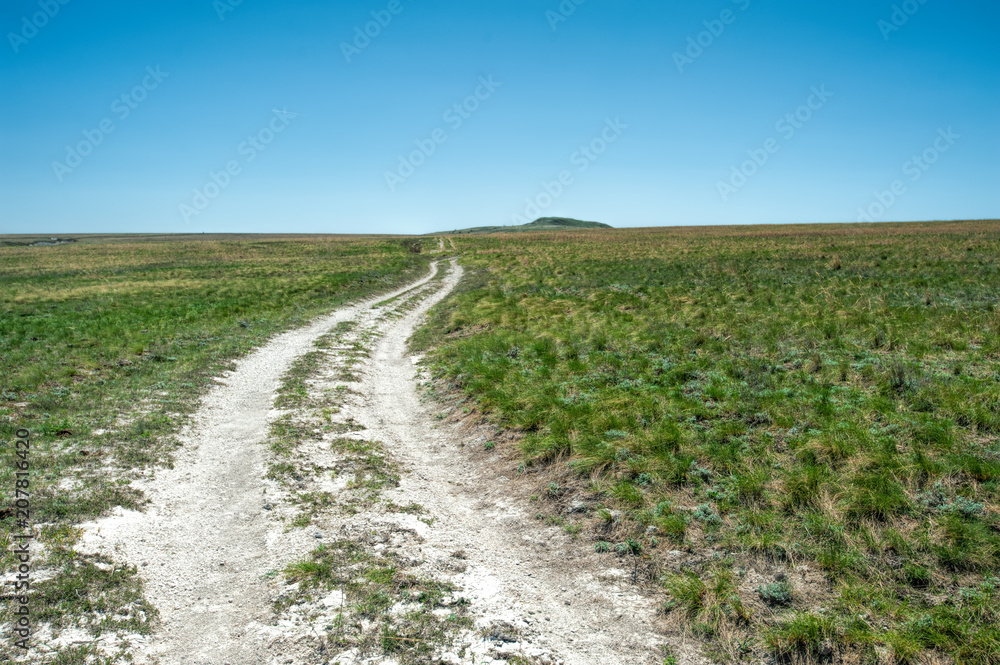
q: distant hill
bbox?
[434,217,612,235]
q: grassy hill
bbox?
[434,217,612,235]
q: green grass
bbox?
[5,223,1000,663]
[417,220,1000,663]
[280,540,472,664]
[0,235,431,660]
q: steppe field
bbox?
[3,221,1000,665]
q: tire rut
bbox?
[78,258,677,665]
[76,263,449,665]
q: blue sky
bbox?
[1,0,997,234]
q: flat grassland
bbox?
[0,236,429,662]
[416,220,1000,664]
[3,222,999,664]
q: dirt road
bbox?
[79,260,671,665]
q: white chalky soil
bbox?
[80,260,680,665]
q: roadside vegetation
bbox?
[416,221,1000,664]
[0,235,431,662]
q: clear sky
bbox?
[1,0,997,234]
